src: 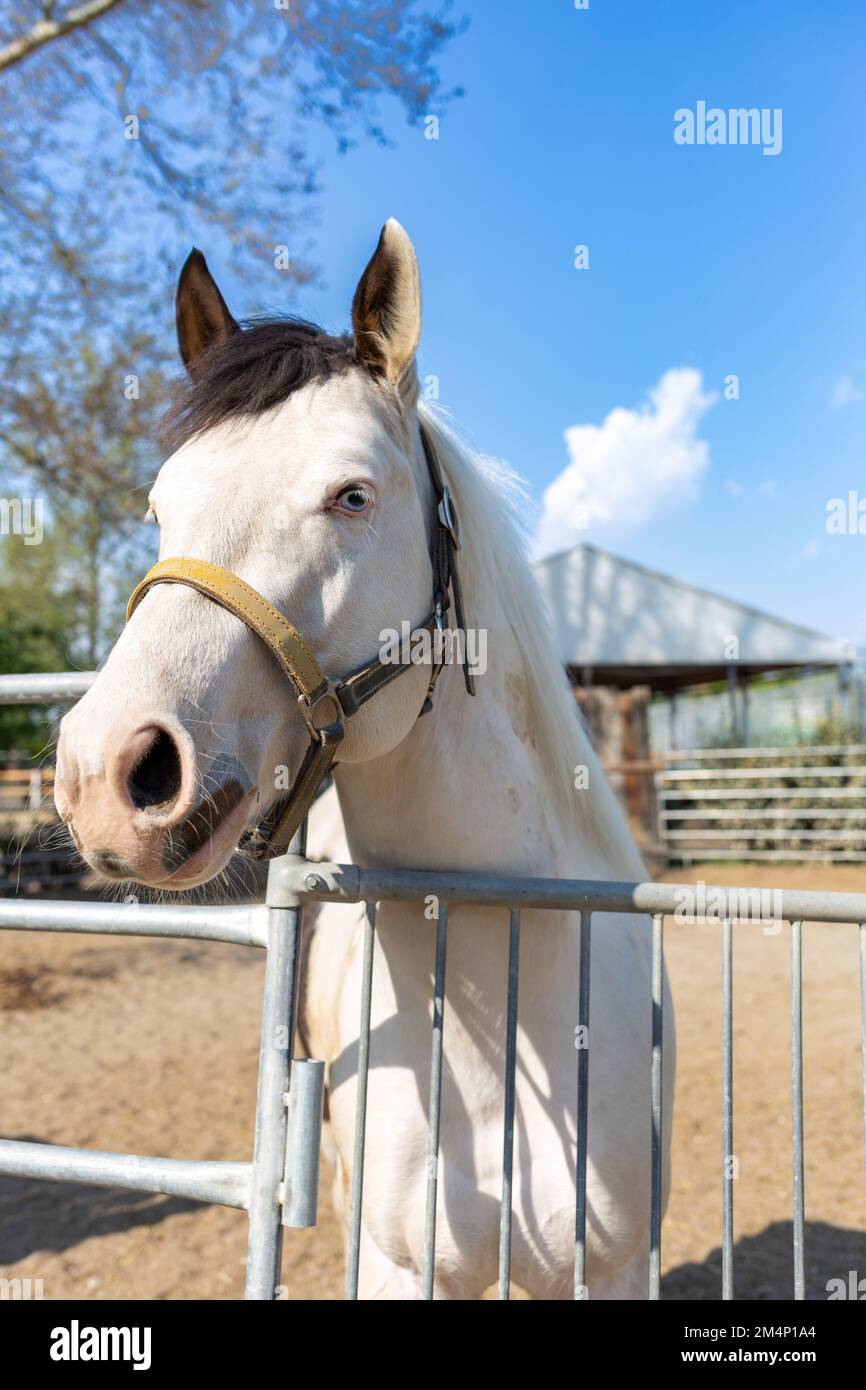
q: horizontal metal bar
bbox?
[675,845,866,856]
[0,1139,250,1209]
[0,877,84,891]
[0,672,95,705]
[271,857,866,924]
[659,788,866,800]
[662,808,866,821]
[665,745,866,760]
[663,767,866,781]
[0,898,267,947]
[3,847,77,859]
[667,829,866,842]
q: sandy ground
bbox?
[1,861,865,1301]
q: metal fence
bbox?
[1,674,866,1299]
[0,766,53,811]
[660,745,866,864]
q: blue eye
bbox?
[336,485,371,514]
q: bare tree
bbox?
[0,0,463,318]
[0,1,463,661]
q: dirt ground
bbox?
[1,861,865,1301]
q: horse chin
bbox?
[157,792,257,889]
[83,791,256,892]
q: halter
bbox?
[125,424,474,860]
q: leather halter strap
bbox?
[125,422,473,859]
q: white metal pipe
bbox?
[0,672,95,704]
[281,1059,325,1228]
[0,898,267,948]
[272,856,866,925]
[0,1139,250,1209]
[244,831,306,1299]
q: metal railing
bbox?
[659,746,866,863]
[0,672,98,891]
[0,767,54,812]
[0,825,319,1299]
[270,857,866,1300]
[1,675,865,1299]
[0,671,321,1299]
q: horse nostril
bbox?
[127,728,183,810]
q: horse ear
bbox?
[176,249,239,373]
[352,219,421,386]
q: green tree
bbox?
[0,523,83,753]
[2,330,165,662]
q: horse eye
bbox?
[335,485,372,514]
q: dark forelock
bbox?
[161,317,359,453]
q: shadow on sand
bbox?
[662,1220,866,1300]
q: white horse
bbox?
[55,220,674,1299]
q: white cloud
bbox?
[534,367,716,557]
[830,371,865,409]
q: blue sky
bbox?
[195,0,866,650]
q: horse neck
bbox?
[333,588,617,882]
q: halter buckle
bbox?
[298,680,345,746]
[437,486,460,550]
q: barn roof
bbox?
[533,544,851,692]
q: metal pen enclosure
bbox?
[1,672,866,1300]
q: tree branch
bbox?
[0,0,126,74]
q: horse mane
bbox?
[162,316,356,454]
[418,402,646,879]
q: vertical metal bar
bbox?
[573,911,591,1299]
[721,917,734,1301]
[244,823,306,1300]
[345,900,376,1301]
[282,1058,325,1227]
[860,923,866,1204]
[727,665,740,741]
[498,908,521,1300]
[791,920,805,1300]
[649,912,664,1300]
[422,903,448,1300]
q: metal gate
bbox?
[1,673,866,1300]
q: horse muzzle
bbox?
[55,710,257,888]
